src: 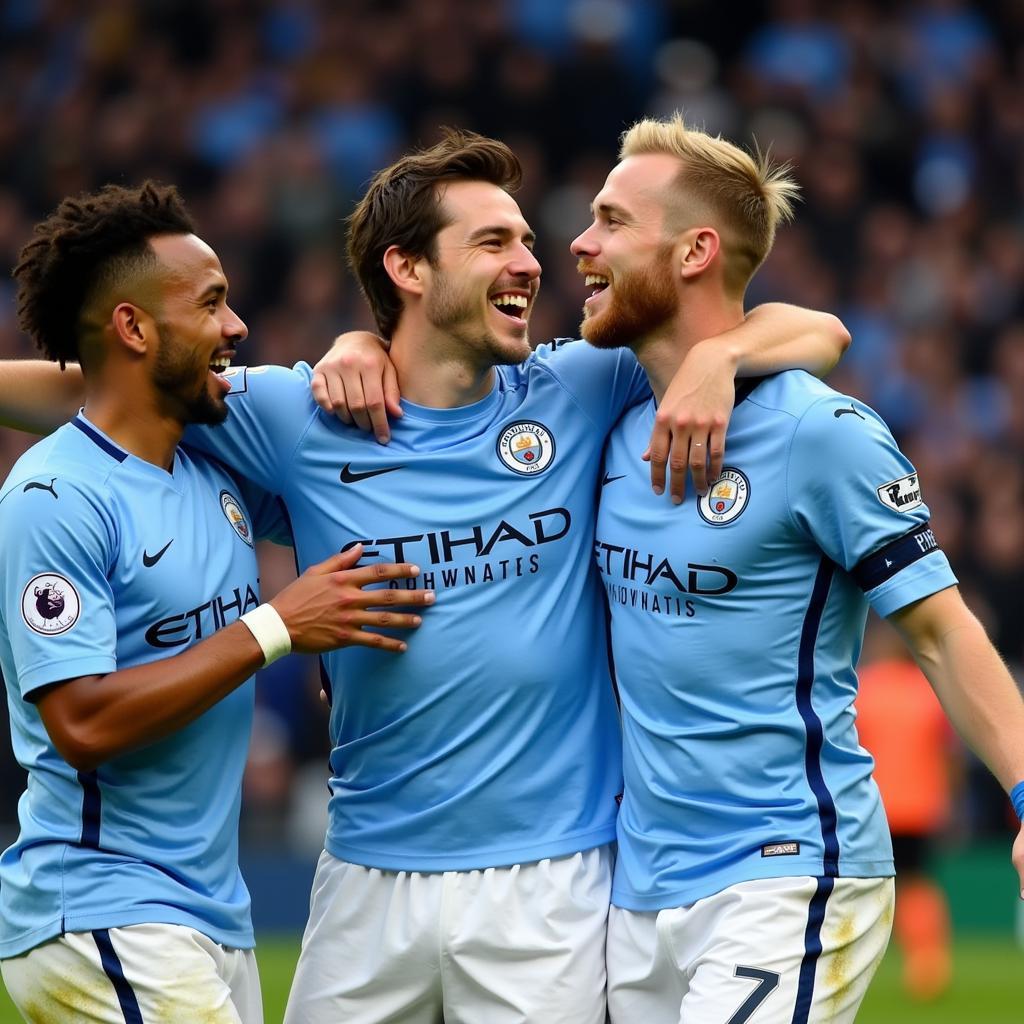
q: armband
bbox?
[1011,781,1024,823]
[239,603,292,667]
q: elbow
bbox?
[822,312,852,363]
[49,724,109,773]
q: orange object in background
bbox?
[857,656,952,835]
[857,625,956,1001]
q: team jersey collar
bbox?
[397,373,502,424]
[72,411,184,486]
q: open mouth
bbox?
[585,273,610,298]
[489,292,529,321]
[208,354,233,374]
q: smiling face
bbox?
[420,180,541,366]
[570,154,684,349]
[147,233,247,425]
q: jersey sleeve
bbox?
[0,481,118,699]
[233,476,294,547]
[786,395,957,617]
[531,339,650,430]
[183,363,319,494]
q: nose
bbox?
[510,243,542,281]
[224,304,248,343]
[570,224,598,258]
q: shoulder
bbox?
[223,362,316,405]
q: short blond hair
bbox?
[620,114,798,294]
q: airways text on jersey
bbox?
[344,506,571,594]
[594,538,738,620]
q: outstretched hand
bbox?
[270,544,434,654]
[644,339,735,503]
[312,332,402,443]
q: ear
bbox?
[110,302,154,355]
[677,227,720,280]
[382,245,427,299]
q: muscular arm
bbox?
[0,360,83,433]
[36,549,430,772]
[889,586,1024,890]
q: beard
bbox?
[152,325,229,426]
[580,247,677,350]
[426,269,531,366]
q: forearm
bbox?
[40,620,265,771]
[0,359,85,433]
[894,600,1024,792]
[718,304,850,379]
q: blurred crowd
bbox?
[0,0,1022,852]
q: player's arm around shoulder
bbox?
[888,587,1024,893]
[183,362,317,493]
[34,546,434,772]
[0,359,84,434]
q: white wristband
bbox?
[239,603,292,667]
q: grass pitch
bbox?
[0,934,1020,1022]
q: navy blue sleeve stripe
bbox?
[791,877,836,1024]
[850,523,941,592]
[796,559,840,876]
[78,769,102,848]
[93,929,144,1024]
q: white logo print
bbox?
[876,474,923,514]
[698,468,750,525]
[496,421,556,476]
[21,573,81,636]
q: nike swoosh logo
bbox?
[142,539,174,567]
[339,463,403,484]
[833,404,865,420]
[23,478,58,499]
[602,473,626,486]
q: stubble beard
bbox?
[153,325,229,426]
[427,272,531,367]
[580,248,678,350]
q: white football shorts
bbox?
[284,844,613,1024]
[607,875,894,1024]
[0,922,261,1023]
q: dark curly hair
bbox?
[13,181,195,368]
[347,128,522,339]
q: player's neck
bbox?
[389,327,497,409]
[83,389,183,472]
[634,298,745,403]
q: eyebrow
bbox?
[196,282,227,302]
[467,224,537,247]
[592,201,631,221]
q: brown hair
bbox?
[347,128,522,338]
[620,115,799,295]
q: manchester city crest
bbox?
[496,420,556,476]
[698,468,750,525]
[21,572,81,636]
[220,489,254,546]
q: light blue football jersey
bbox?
[0,413,287,957]
[183,341,647,870]
[596,371,957,911]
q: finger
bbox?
[321,372,354,425]
[345,375,373,434]
[346,630,410,653]
[648,421,669,495]
[640,446,651,463]
[347,611,424,630]
[309,544,363,575]
[311,371,331,413]
[342,560,426,587]
[349,586,437,610]
[686,437,708,501]
[707,423,726,487]
[383,361,403,421]
[360,370,392,445]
